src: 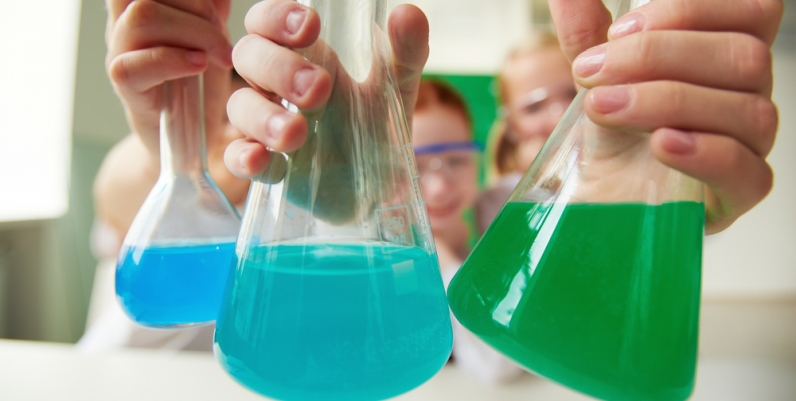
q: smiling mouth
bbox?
[426,203,459,219]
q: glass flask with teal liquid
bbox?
[213,1,453,400]
[116,75,241,327]
[447,1,705,400]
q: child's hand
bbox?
[222,0,429,181]
[551,0,783,233]
[105,0,234,156]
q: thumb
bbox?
[388,4,429,120]
[548,0,613,62]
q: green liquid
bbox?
[448,202,704,401]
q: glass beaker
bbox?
[447,2,705,400]
[116,75,241,328]
[213,1,452,400]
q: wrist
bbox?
[207,123,250,206]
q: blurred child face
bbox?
[412,104,479,236]
[503,47,577,171]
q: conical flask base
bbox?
[448,200,704,401]
[117,241,237,327]
[214,242,451,401]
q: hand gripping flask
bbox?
[213,1,453,400]
[448,2,705,400]
[116,76,241,327]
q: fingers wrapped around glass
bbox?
[213,1,452,400]
[448,2,705,400]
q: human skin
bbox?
[96,0,783,237]
[95,0,425,234]
[412,104,479,263]
[502,47,574,172]
[225,0,782,235]
[552,0,782,234]
[97,0,250,234]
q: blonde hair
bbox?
[497,31,561,105]
[487,31,561,181]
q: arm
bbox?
[549,0,783,234]
[94,135,159,235]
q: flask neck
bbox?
[159,76,207,175]
[299,0,385,83]
[616,0,652,16]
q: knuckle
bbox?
[632,32,658,70]
[223,143,238,170]
[753,0,785,22]
[741,155,776,204]
[674,0,700,28]
[759,162,774,198]
[123,0,159,29]
[261,0,283,10]
[232,35,255,64]
[750,95,779,151]
[196,0,216,20]
[663,81,689,115]
[258,49,281,81]
[719,139,746,176]
[732,34,772,88]
[756,96,778,133]
[107,56,131,86]
[246,0,278,32]
[560,21,602,60]
[226,88,250,116]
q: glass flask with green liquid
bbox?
[447,2,705,400]
[213,1,452,400]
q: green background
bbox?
[422,74,499,148]
[421,74,500,186]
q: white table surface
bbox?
[0,338,794,401]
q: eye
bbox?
[522,102,544,114]
[447,155,470,168]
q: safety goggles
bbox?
[414,141,481,183]
[506,81,578,120]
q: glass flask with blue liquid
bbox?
[116,75,241,328]
[213,1,453,399]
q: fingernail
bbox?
[238,146,251,172]
[267,112,291,138]
[286,9,307,35]
[609,13,645,39]
[573,44,606,78]
[293,67,318,97]
[186,50,207,66]
[660,129,697,155]
[590,86,631,114]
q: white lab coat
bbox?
[442,265,525,384]
[76,219,214,352]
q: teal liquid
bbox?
[214,243,453,401]
[116,242,236,327]
[448,202,704,401]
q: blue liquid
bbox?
[214,243,453,401]
[116,242,237,327]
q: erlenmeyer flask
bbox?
[116,75,241,328]
[213,1,452,400]
[448,1,705,400]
